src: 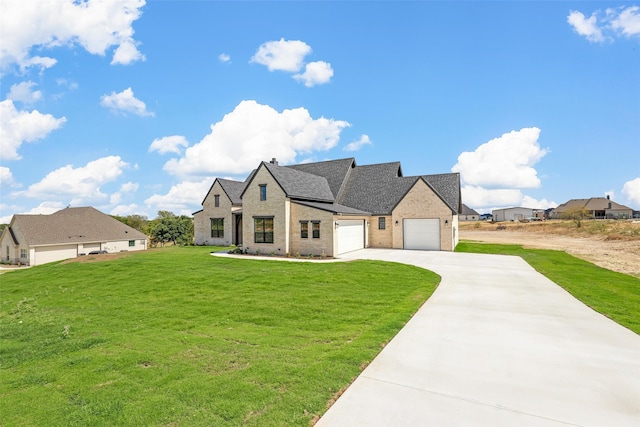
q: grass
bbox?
[0,246,439,426]
[456,241,640,334]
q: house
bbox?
[0,207,148,266]
[550,196,633,220]
[460,204,480,221]
[193,157,461,256]
[492,207,539,222]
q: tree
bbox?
[112,214,149,234]
[561,206,592,228]
[149,211,193,246]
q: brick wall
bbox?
[193,180,234,246]
[392,179,455,251]
[242,167,289,255]
[289,203,335,257]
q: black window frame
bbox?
[254,217,274,243]
[210,218,224,238]
[128,240,135,247]
[259,184,267,201]
[300,221,309,238]
[214,194,220,207]
[378,217,386,230]
[312,221,320,239]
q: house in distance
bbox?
[193,157,461,257]
[0,207,148,266]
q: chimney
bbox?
[270,158,278,166]
[606,194,610,200]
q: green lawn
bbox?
[0,246,440,426]
[456,241,640,334]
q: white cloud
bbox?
[0,166,17,189]
[7,81,42,104]
[610,6,640,37]
[110,181,139,205]
[0,0,146,72]
[218,53,231,63]
[145,178,213,216]
[111,39,146,65]
[568,10,604,42]
[100,87,154,117]
[344,134,372,152]
[251,39,311,72]
[20,156,128,206]
[568,6,640,43]
[149,135,189,155]
[622,177,640,207]
[0,99,67,161]
[452,127,547,189]
[453,128,553,212]
[163,100,350,178]
[110,203,145,217]
[293,61,334,87]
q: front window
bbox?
[211,218,224,238]
[254,217,274,243]
[300,221,308,238]
[20,249,27,258]
[312,221,320,238]
[259,184,267,201]
[214,194,220,207]
[378,217,386,230]
[129,240,135,247]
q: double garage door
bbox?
[403,219,441,250]
[35,244,77,265]
[336,220,365,255]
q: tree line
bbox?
[112,211,194,247]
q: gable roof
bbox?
[421,173,461,214]
[286,158,356,199]
[257,161,335,202]
[461,204,479,216]
[338,162,416,215]
[7,207,147,246]
[218,178,245,205]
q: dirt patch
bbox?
[61,252,133,264]
[459,220,640,278]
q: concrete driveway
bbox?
[316,249,640,427]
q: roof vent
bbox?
[606,195,610,200]
[270,158,278,165]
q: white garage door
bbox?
[403,219,440,250]
[35,244,78,265]
[336,220,365,255]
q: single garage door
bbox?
[35,244,78,265]
[403,219,440,250]
[336,220,365,255]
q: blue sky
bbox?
[1,1,639,222]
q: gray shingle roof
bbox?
[293,201,370,215]
[338,162,416,215]
[286,158,355,199]
[262,162,334,202]
[421,173,461,214]
[217,178,245,205]
[461,204,479,216]
[9,207,147,246]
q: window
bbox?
[214,194,220,207]
[259,184,267,201]
[211,218,224,238]
[378,217,386,230]
[312,221,320,239]
[300,221,309,238]
[20,249,27,258]
[254,217,274,243]
[129,240,135,247]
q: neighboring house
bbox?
[0,207,148,266]
[550,196,633,220]
[194,157,461,256]
[460,204,480,221]
[492,207,537,222]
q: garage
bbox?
[336,220,365,255]
[35,244,78,265]
[403,219,440,250]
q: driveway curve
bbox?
[316,249,640,427]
